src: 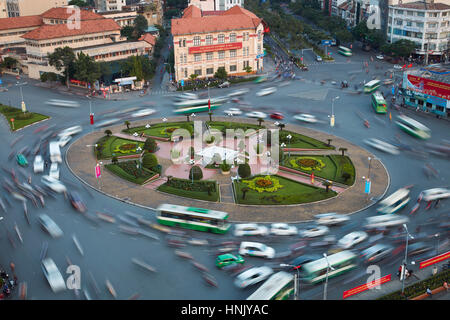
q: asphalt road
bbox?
[0,44,449,300]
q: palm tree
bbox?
[104,129,112,137]
[278,123,285,131]
[208,111,213,122]
[339,147,348,156]
[257,118,264,127]
[327,138,333,147]
[322,180,332,193]
[186,114,190,122]
[124,120,130,130]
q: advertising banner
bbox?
[189,42,242,54]
[343,274,391,299]
[95,164,101,179]
[406,75,450,100]
[419,251,450,269]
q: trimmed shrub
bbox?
[220,163,231,172]
[144,137,157,153]
[189,165,203,181]
[142,153,158,169]
[238,163,251,178]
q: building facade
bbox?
[6,0,68,17]
[188,0,244,11]
[99,10,137,27]
[123,0,163,27]
[387,0,450,60]
[400,63,450,118]
[95,0,126,12]
[172,5,264,82]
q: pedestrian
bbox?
[397,265,402,278]
[426,287,432,298]
[45,160,48,168]
[9,262,14,274]
[432,266,438,276]
[443,281,448,292]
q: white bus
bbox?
[377,188,410,214]
[49,141,62,163]
[300,250,357,284]
[45,99,80,108]
[247,271,294,300]
[156,204,231,234]
[364,80,381,93]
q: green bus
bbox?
[156,204,231,234]
[300,250,357,284]
[338,46,352,56]
[247,271,294,300]
[364,80,381,93]
[395,114,431,140]
[371,91,387,114]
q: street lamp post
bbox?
[402,224,414,295]
[189,159,195,184]
[280,264,299,300]
[331,96,339,127]
[323,253,335,300]
[287,134,292,158]
[435,233,440,256]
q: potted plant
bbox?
[220,162,231,175]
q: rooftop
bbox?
[390,1,450,10]
[41,7,105,20]
[0,15,43,31]
[407,63,450,84]
[138,33,156,46]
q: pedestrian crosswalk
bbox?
[149,89,176,96]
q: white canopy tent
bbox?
[196,146,241,166]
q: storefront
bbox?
[401,89,449,118]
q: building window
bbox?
[194,53,201,62]
[193,36,201,46]
[436,106,444,112]
[218,51,225,59]
[258,30,262,41]
[230,50,236,58]
[243,60,249,68]
[183,39,186,47]
[206,52,213,61]
[218,34,225,44]
[417,12,425,17]
[206,35,213,45]
[185,69,188,78]
[406,21,412,27]
[230,65,237,72]
[194,69,202,76]
[180,54,183,63]
[229,33,236,43]
[257,44,261,54]
[184,54,187,63]
[243,32,249,41]
[206,67,214,75]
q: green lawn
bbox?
[280,130,334,149]
[207,121,264,135]
[105,160,158,185]
[123,122,194,139]
[95,136,145,160]
[157,178,219,202]
[282,155,355,186]
[0,104,49,131]
[234,175,336,205]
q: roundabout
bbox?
[66,116,390,222]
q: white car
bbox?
[33,155,44,173]
[364,138,400,155]
[294,114,318,123]
[239,241,275,259]
[234,223,269,237]
[131,108,156,118]
[38,214,63,238]
[41,258,66,293]
[95,118,121,128]
[46,99,80,108]
[58,135,72,148]
[174,92,198,101]
[420,188,450,202]
[256,87,277,97]
[228,88,250,97]
[234,266,273,288]
[376,55,384,60]
[224,108,242,116]
[364,214,409,229]
[270,223,298,236]
[299,225,329,238]
[314,213,349,226]
[41,175,66,193]
[316,56,322,62]
[393,64,403,70]
[58,125,82,138]
[337,231,368,249]
[245,111,267,119]
[49,163,59,180]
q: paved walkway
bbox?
[66,116,389,222]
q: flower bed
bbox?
[242,175,283,193]
[123,122,194,139]
[157,178,219,202]
[105,160,158,185]
[289,157,326,172]
[95,136,144,160]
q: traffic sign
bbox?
[95,164,101,179]
[10,118,14,122]
[321,40,332,46]
[180,79,184,87]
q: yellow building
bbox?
[171,5,265,81]
[5,0,68,17]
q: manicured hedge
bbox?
[0,104,49,131]
[105,160,157,185]
[158,178,219,202]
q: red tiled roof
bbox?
[138,33,156,46]
[41,7,105,20]
[21,19,120,41]
[202,11,225,16]
[172,5,262,36]
[182,5,202,18]
[393,1,450,10]
[0,15,43,31]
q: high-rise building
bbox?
[188,0,244,12]
[95,0,126,12]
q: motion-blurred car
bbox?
[420,188,450,202]
[393,64,402,70]
[239,242,275,259]
[131,108,156,118]
[33,155,44,173]
[376,55,384,60]
[314,213,349,226]
[46,99,80,108]
[337,231,368,249]
[363,214,409,230]
[38,214,63,238]
[256,87,277,97]
[289,254,322,270]
[245,111,267,119]
[16,154,28,167]
[234,266,273,288]
[407,242,432,256]
[360,244,393,263]
[215,253,244,268]
[364,138,400,155]
[41,258,66,293]
[234,223,269,237]
[224,108,242,116]
[41,175,66,193]
[218,81,230,88]
[270,112,284,120]
[68,191,86,213]
[316,56,322,62]
[49,163,59,180]
[58,135,72,147]
[173,92,198,101]
[95,118,121,128]
[270,223,297,236]
[58,125,82,138]
[299,225,329,238]
[294,114,318,123]
[227,88,249,97]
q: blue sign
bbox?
[321,40,332,46]
[180,79,184,87]
[365,180,371,194]
[392,85,395,95]
[0,79,2,85]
